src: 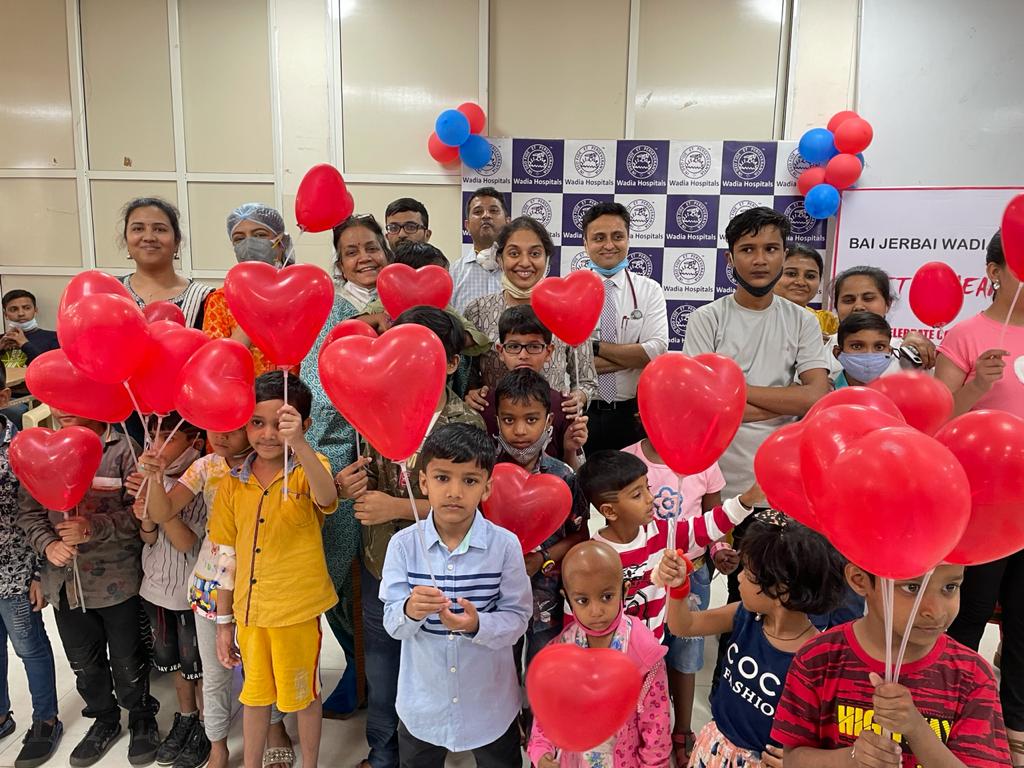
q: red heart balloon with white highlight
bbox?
[25,350,135,423]
[531,270,604,347]
[174,339,255,432]
[129,321,210,416]
[10,427,104,512]
[319,319,378,362]
[481,463,572,553]
[377,264,453,319]
[224,262,335,367]
[318,324,446,461]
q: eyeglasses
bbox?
[500,342,548,355]
[385,222,426,234]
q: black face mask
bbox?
[732,265,782,298]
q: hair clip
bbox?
[753,508,789,529]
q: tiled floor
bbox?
[0,578,1000,768]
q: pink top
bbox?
[938,311,1024,419]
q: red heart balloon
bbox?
[319,319,378,362]
[58,270,132,317]
[909,261,964,328]
[294,164,354,233]
[824,427,969,579]
[318,324,446,461]
[531,270,604,347]
[25,350,135,423]
[935,410,1024,565]
[10,426,103,512]
[638,353,746,475]
[142,301,185,326]
[174,339,255,432]
[481,463,572,552]
[800,404,904,516]
[129,321,209,416]
[1002,193,1024,282]
[57,293,151,384]
[868,372,953,435]
[377,264,454,319]
[754,421,819,530]
[526,644,643,752]
[223,262,335,367]
[804,386,905,423]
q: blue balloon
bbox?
[804,183,841,219]
[459,134,493,170]
[435,109,471,147]
[798,128,837,165]
[856,152,865,167]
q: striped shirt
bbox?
[771,623,1010,767]
[450,249,502,313]
[381,510,532,752]
[120,274,213,330]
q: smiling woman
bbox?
[117,197,213,330]
[330,214,393,313]
[774,244,837,340]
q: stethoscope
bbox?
[620,269,643,334]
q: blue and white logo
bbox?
[523,143,555,178]
[680,145,713,179]
[626,145,659,180]
[628,251,654,278]
[725,262,737,286]
[785,200,816,236]
[732,145,766,181]
[570,251,592,272]
[477,144,502,177]
[786,148,811,179]
[572,198,599,232]
[670,304,696,336]
[627,199,657,232]
[675,200,709,233]
[673,253,706,285]
[729,199,759,219]
[522,197,553,227]
[574,144,606,178]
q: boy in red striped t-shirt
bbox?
[771,562,1010,767]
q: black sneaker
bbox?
[128,716,160,766]
[0,712,15,740]
[69,720,121,767]
[156,713,197,766]
[15,720,63,768]
[172,721,211,768]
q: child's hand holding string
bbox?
[404,586,449,621]
[440,598,479,633]
[851,729,901,767]
[276,404,307,447]
[868,672,929,745]
[658,548,692,589]
[335,457,371,500]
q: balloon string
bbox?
[669,473,681,553]
[282,368,290,498]
[354,430,361,461]
[120,422,140,467]
[893,569,933,681]
[140,414,163,521]
[398,459,440,593]
[998,282,1023,349]
[122,382,151,450]
[67,507,86,613]
[880,576,894,741]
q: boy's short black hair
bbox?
[785,244,824,275]
[385,197,429,228]
[497,305,552,344]
[146,411,200,439]
[740,514,846,615]
[837,310,892,348]
[2,290,37,310]
[725,206,791,253]
[254,371,312,421]
[577,450,648,509]
[581,201,630,237]
[420,422,496,475]
[465,186,509,217]
[394,241,447,270]
[393,305,464,362]
[494,369,551,415]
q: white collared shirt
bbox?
[594,269,669,400]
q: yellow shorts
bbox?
[236,618,322,712]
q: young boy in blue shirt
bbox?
[380,422,531,767]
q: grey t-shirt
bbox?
[682,294,827,497]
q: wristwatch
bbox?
[591,339,601,358]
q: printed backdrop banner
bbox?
[461,138,826,350]
[833,187,1024,341]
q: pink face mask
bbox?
[576,603,624,637]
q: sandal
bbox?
[263,746,296,768]
[672,731,696,767]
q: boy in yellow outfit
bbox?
[209,371,339,768]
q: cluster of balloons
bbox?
[428,102,491,170]
[797,110,875,219]
[754,376,1024,578]
[294,164,355,233]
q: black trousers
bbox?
[583,397,643,454]
[947,550,1024,730]
[54,590,157,724]
[398,719,521,768]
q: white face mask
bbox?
[8,318,38,332]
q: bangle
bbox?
[141,524,157,534]
[215,614,235,625]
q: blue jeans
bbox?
[664,565,712,674]
[0,593,58,722]
[361,560,401,768]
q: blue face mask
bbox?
[590,257,629,277]
[838,352,891,383]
